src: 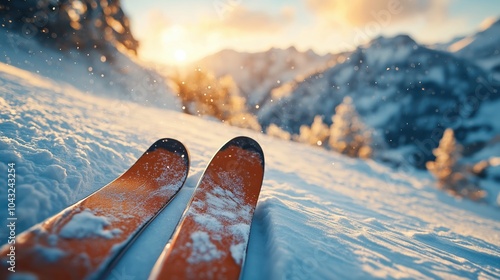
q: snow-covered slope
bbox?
[1,59,500,279]
[258,35,500,168]
[0,29,180,111]
[192,47,334,109]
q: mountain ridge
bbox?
[256,34,500,168]
[190,46,336,110]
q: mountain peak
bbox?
[286,46,298,52]
[216,49,240,56]
[479,16,500,31]
[367,34,417,49]
[450,16,500,59]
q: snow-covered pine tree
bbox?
[426,128,485,200]
[266,124,291,140]
[295,115,329,147]
[221,76,261,131]
[174,69,260,131]
[426,128,461,182]
[329,97,372,158]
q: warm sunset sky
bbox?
[121,0,500,65]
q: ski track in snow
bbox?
[1,62,500,279]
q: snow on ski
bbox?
[0,138,189,280]
[149,136,265,280]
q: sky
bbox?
[121,0,500,65]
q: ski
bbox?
[0,138,189,280]
[149,136,265,280]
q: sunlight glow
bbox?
[154,25,198,64]
[174,49,187,62]
[161,25,186,45]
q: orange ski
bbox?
[149,136,265,280]
[0,138,189,280]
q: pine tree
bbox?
[296,116,329,147]
[426,128,485,200]
[329,97,372,158]
[174,69,230,117]
[267,124,291,140]
[174,69,261,131]
[426,129,461,181]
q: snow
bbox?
[182,174,253,265]
[59,209,122,239]
[32,245,66,262]
[450,18,500,58]
[361,94,400,128]
[449,17,500,75]
[187,231,223,264]
[155,163,188,195]
[229,224,251,265]
[1,41,500,280]
[193,214,223,232]
[257,33,500,183]
[230,242,246,265]
[0,29,181,111]
[448,37,475,53]
[425,67,446,85]
[362,35,417,67]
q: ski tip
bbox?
[147,138,189,164]
[221,136,264,165]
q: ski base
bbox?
[0,138,189,280]
[150,136,265,280]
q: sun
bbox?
[174,49,187,63]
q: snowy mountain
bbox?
[258,35,500,168]
[448,17,500,81]
[1,51,500,279]
[192,47,334,109]
[429,35,465,52]
[450,18,500,60]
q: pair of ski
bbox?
[0,136,265,280]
